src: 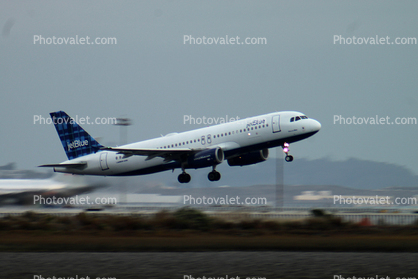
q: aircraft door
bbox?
[100,152,109,170]
[272,115,281,133]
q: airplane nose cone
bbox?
[311,119,321,132]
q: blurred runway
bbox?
[3,251,417,279]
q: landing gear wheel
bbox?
[285,155,294,162]
[178,174,184,183]
[208,170,221,181]
[178,172,191,183]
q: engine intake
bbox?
[227,149,269,166]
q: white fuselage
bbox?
[53,111,321,176]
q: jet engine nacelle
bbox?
[227,149,269,166]
[187,147,224,169]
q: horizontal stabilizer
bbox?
[38,162,87,169]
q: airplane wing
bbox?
[100,147,201,162]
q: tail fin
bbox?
[50,111,103,160]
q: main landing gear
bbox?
[178,172,191,183]
[177,166,221,183]
[208,166,221,182]
[283,142,294,162]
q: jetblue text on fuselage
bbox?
[246,119,266,129]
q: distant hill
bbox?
[0,163,16,171]
[282,157,418,189]
[0,163,53,179]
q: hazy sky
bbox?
[1,1,417,175]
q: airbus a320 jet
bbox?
[40,111,321,183]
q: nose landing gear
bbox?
[283,142,294,162]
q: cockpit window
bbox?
[291,115,308,122]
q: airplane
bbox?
[40,111,321,183]
[0,174,101,205]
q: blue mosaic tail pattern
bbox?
[50,111,103,160]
